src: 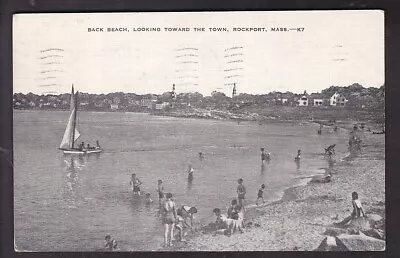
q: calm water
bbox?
[14,110,350,251]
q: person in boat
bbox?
[96,140,101,149]
[295,149,301,161]
[325,144,336,155]
[157,179,164,204]
[261,148,270,162]
[87,143,90,150]
[79,141,85,151]
[104,234,118,251]
[237,178,246,207]
[162,193,177,247]
[187,165,194,181]
[256,184,266,206]
[335,191,365,226]
[130,174,142,195]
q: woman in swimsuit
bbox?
[162,193,177,247]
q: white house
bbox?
[330,92,348,107]
[110,104,119,110]
[298,95,309,106]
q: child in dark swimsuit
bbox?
[237,178,246,208]
[256,184,266,206]
[157,179,164,203]
[104,234,117,251]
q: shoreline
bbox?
[162,125,385,251]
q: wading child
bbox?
[237,178,246,207]
[104,234,118,251]
[130,173,142,195]
[157,179,164,203]
[256,184,266,206]
[187,165,194,181]
[145,193,153,204]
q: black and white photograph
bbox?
[12,11,385,251]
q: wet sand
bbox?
[163,123,385,251]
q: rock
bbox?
[335,233,385,251]
[348,217,371,231]
[314,236,346,251]
[324,227,347,237]
[366,214,383,228]
[362,229,385,240]
[310,174,332,184]
[346,228,360,235]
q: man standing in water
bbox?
[237,178,246,207]
[261,148,270,163]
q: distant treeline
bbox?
[13,83,384,112]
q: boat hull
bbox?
[61,148,103,155]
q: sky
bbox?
[13,11,384,96]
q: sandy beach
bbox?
[166,122,385,251]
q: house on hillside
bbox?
[297,91,309,106]
[110,104,119,111]
[330,92,348,107]
[309,93,325,106]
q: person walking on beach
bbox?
[162,193,177,247]
[187,165,194,181]
[130,173,142,195]
[237,178,246,207]
[256,184,266,206]
[157,179,164,204]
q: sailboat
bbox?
[59,85,103,154]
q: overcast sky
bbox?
[13,11,384,96]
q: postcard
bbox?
[13,11,384,251]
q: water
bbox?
[14,110,350,251]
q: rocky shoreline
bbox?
[160,124,385,251]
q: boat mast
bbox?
[71,91,79,149]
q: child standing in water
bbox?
[295,149,301,161]
[104,234,118,251]
[256,184,266,206]
[157,179,164,203]
[130,173,142,195]
[145,193,153,204]
[187,165,194,181]
[237,178,246,208]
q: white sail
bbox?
[60,109,76,149]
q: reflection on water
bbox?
[63,155,87,208]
